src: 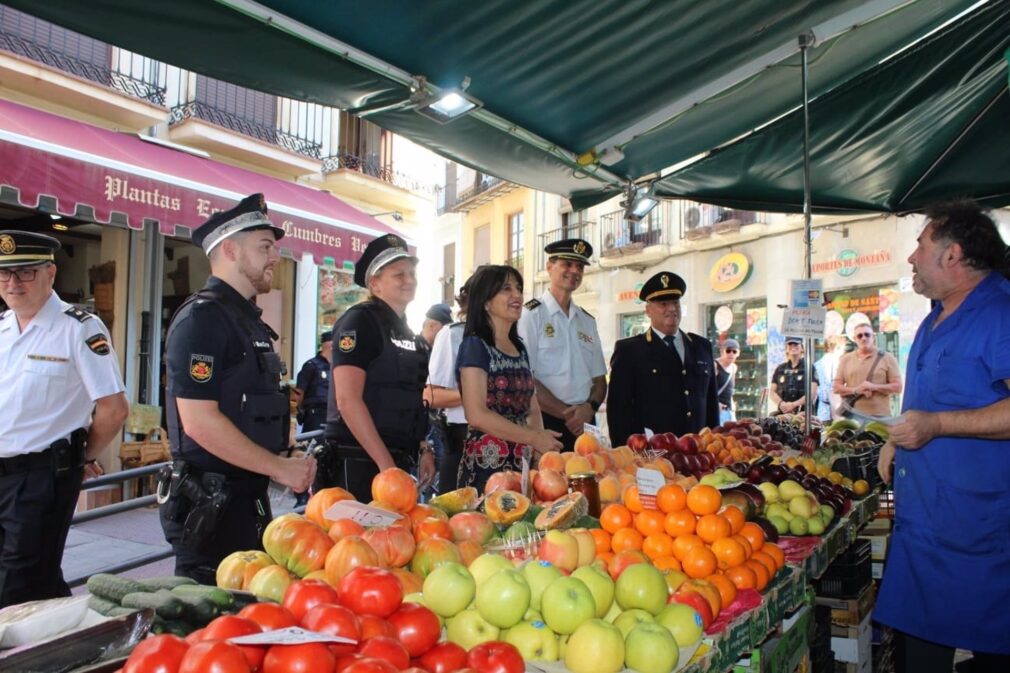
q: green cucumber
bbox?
[142,576,198,590]
[171,584,234,609]
[87,573,152,603]
[108,606,139,618]
[173,593,220,626]
[121,589,185,619]
[88,595,122,616]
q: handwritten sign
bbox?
[324,501,403,527]
[782,307,826,339]
[230,626,356,646]
[636,468,665,510]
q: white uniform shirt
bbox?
[518,290,607,407]
[0,292,125,457]
[426,322,466,424]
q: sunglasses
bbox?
[725,349,738,353]
[855,333,873,339]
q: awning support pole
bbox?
[799,31,815,438]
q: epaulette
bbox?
[580,306,595,320]
[524,298,541,310]
[64,306,94,322]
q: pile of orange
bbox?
[697,426,760,466]
[598,482,787,603]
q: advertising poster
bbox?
[746,307,767,345]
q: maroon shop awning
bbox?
[0,98,402,265]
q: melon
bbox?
[534,492,589,530]
[484,490,530,525]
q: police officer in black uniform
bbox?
[319,234,434,502]
[606,271,720,445]
[770,337,819,415]
[294,330,333,434]
[159,194,316,584]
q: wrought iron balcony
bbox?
[679,203,765,240]
[170,100,323,159]
[599,207,669,256]
[323,152,434,193]
[537,221,596,270]
[439,171,515,213]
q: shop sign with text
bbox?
[813,249,891,277]
[709,252,751,292]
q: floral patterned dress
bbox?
[455,335,535,493]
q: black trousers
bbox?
[542,411,597,454]
[160,485,271,586]
[315,443,414,503]
[439,423,468,494]
[0,462,83,607]
[895,630,1010,673]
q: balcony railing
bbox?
[506,254,524,271]
[537,221,596,270]
[323,152,434,193]
[170,99,323,158]
[599,206,671,257]
[679,203,765,240]
[439,172,513,213]
[0,25,165,105]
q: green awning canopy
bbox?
[9,0,1003,213]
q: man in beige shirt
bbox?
[833,323,902,416]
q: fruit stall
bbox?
[0,418,888,673]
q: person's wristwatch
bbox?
[588,399,601,412]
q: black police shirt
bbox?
[166,277,258,401]
[330,299,405,370]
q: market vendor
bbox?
[320,234,434,501]
[160,194,315,585]
[769,337,818,415]
[0,229,128,607]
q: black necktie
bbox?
[663,334,675,349]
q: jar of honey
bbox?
[568,471,601,518]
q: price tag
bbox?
[635,467,665,510]
[644,427,655,440]
[324,500,403,526]
[230,626,357,646]
[582,423,611,449]
[520,456,530,497]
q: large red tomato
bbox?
[301,603,361,655]
[325,536,381,586]
[357,615,396,641]
[416,642,468,673]
[123,634,189,673]
[199,615,265,671]
[337,567,403,618]
[282,579,340,622]
[355,636,410,670]
[238,602,299,631]
[342,657,399,673]
[466,642,524,673]
[179,641,252,673]
[386,603,440,657]
[363,525,416,568]
[335,653,364,673]
[262,642,336,673]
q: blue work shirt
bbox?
[874,272,1010,654]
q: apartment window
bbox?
[508,211,524,269]
[474,225,491,267]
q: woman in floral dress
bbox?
[456,266,562,492]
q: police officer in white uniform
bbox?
[518,239,607,452]
[0,230,128,607]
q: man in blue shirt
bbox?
[876,201,1010,673]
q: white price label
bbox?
[323,500,403,526]
[582,423,611,449]
[230,626,357,646]
[635,468,665,510]
[520,456,530,497]
[644,427,654,440]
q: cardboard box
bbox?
[859,534,889,561]
[831,614,871,664]
[815,583,876,627]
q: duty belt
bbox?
[0,429,87,477]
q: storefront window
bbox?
[317,267,366,337]
[619,312,650,338]
[823,284,899,361]
[707,299,768,420]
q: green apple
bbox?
[571,565,616,618]
[625,622,680,673]
[557,634,569,659]
[612,608,655,638]
[523,608,543,622]
[603,600,623,622]
[445,608,500,649]
[568,528,598,568]
[663,568,689,594]
[565,619,625,673]
[541,576,596,635]
[468,553,516,587]
[615,562,668,615]
[819,504,835,522]
[778,480,805,501]
[521,559,562,611]
[806,516,826,536]
[765,502,790,520]
[768,515,790,535]
[788,517,809,536]
[789,495,816,518]
[422,561,476,618]
[476,568,531,628]
[503,620,560,662]
[655,602,704,648]
[757,482,781,504]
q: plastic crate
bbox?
[816,539,872,598]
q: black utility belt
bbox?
[324,442,413,465]
[0,430,87,477]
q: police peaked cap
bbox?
[353,233,418,288]
[640,271,686,302]
[320,330,334,344]
[191,193,285,254]
[545,238,593,264]
[0,230,61,268]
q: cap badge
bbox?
[387,235,400,247]
[661,274,669,288]
[0,234,15,255]
[573,241,586,255]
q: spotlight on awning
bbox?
[411,76,482,124]
[622,183,659,222]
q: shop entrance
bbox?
[706,298,769,420]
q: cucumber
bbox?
[122,589,185,620]
[159,619,195,637]
[225,590,259,612]
[88,595,122,616]
[171,584,234,610]
[87,573,152,603]
[173,593,220,626]
[108,607,139,618]
[142,576,198,590]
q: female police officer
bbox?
[320,234,434,501]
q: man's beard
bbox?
[240,256,273,294]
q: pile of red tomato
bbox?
[121,566,525,673]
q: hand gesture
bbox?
[531,429,563,454]
[275,454,317,493]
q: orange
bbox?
[710,536,747,570]
[745,559,770,591]
[672,533,705,562]
[751,551,778,580]
[656,484,687,513]
[682,545,718,579]
[623,485,644,513]
[739,522,766,553]
[634,509,666,537]
[664,509,697,537]
[600,503,633,534]
[732,534,753,560]
[720,505,746,535]
[686,484,722,516]
[707,573,738,609]
[724,563,757,591]
[695,513,732,544]
[611,527,644,553]
[762,543,786,571]
[590,528,612,554]
[642,533,675,561]
[652,555,682,572]
[595,551,614,565]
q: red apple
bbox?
[678,435,699,455]
[649,433,674,453]
[484,471,522,495]
[670,591,714,630]
[670,453,689,474]
[626,434,649,453]
[533,469,568,502]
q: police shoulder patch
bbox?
[524,298,541,310]
[64,306,94,322]
[190,354,214,382]
[338,331,356,353]
[85,333,110,356]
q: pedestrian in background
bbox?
[715,338,740,423]
[833,323,902,418]
[769,337,818,415]
[814,335,848,421]
[291,330,332,505]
